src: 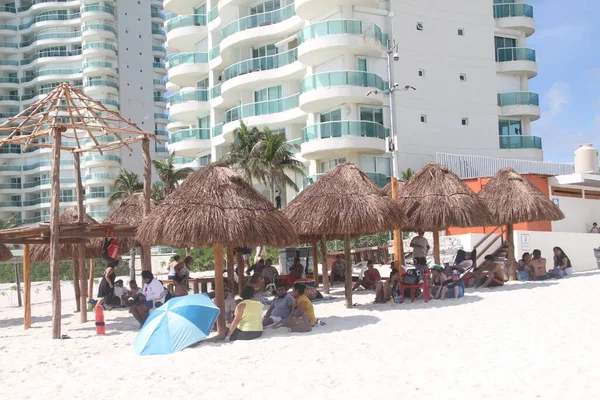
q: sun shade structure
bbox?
[383,180,406,265]
[397,163,493,264]
[382,181,405,197]
[137,162,298,335]
[283,163,408,307]
[478,167,564,280]
[0,244,13,262]
[0,83,156,339]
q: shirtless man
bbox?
[528,249,548,280]
[330,254,346,285]
[475,255,505,288]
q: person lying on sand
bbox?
[271,283,316,332]
[475,255,505,288]
[352,260,381,291]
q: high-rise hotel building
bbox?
[0,0,167,225]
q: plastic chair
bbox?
[400,270,430,303]
[353,261,368,278]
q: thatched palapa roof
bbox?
[136,162,298,248]
[284,163,407,239]
[398,163,493,231]
[30,207,103,262]
[0,244,13,262]
[478,167,564,224]
[382,180,405,198]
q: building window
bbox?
[199,154,211,167]
[498,119,522,136]
[420,114,427,123]
[494,36,517,61]
[360,107,384,125]
[320,109,341,123]
[458,28,465,36]
[198,115,210,128]
[459,73,467,82]
[254,85,282,102]
[320,158,346,173]
[357,58,367,72]
[461,118,469,126]
[252,44,277,58]
[250,0,281,15]
[418,69,425,77]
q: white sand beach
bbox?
[2,271,600,400]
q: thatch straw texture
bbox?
[478,168,564,224]
[382,181,405,198]
[398,163,493,230]
[30,207,103,262]
[283,163,407,239]
[136,162,298,248]
[0,244,13,262]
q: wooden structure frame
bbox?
[0,84,156,339]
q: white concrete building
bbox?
[164,0,541,204]
[0,0,167,225]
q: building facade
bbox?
[163,0,540,205]
[0,0,167,225]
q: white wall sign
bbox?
[521,234,531,251]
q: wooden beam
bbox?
[23,244,31,330]
[213,243,226,336]
[312,241,319,288]
[344,234,352,308]
[88,258,95,299]
[320,237,329,295]
[391,177,403,266]
[141,137,152,272]
[236,251,245,296]
[226,247,235,293]
[14,262,22,307]
[507,224,516,281]
[0,238,88,245]
[49,126,62,339]
[433,230,441,265]
[78,244,87,322]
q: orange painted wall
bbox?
[446,174,552,236]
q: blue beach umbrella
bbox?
[133,294,220,356]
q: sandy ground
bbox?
[1,271,600,400]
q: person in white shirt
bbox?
[410,231,430,266]
[590,222,600,234]
[129,270,166,327]
[458,251,474,271]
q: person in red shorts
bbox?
[352,260,381,290]
[281,257,304,289]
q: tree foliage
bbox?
[152,155,194,198]
[108,168,142,205]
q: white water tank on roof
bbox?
[574,144,598,174]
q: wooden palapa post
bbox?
[320,237,329,294]
[71,248,81,312]
[88,258,95,298]
[311,240,319,287]
[213,244,226,336]
[73,151,86,321]
[141,138,152,272]
[14,262,22,307]
[236,251,245,295]
[49,126,65,339]
[507,224,516,281]
[433,230,441,264]
[344,234,352,308]
[391,177,404,265]
[226,247,235,292]
[23,244,31,329]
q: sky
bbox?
[528,0,600,163]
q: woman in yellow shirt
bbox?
[272,283,316,332]
[226,286,264,341]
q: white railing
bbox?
[436,152,574,179]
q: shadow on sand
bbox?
[0,315,52,328]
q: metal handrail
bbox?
[474,226,505,264]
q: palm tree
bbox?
[250,128,305,203]
[0,213,17,230]
[220,121,263,183]
[108,169,143,205]
[151,182,165,202]
[152,155,194,197]
[401,168,415,182]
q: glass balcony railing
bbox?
[81,5,114,15]
[224,93,299,124]
[209,44,220,60]
[166,14,207,32]
[0,201,21,207]
[212,123,223,137]
[21,49,82,65]
[152,28,165,36]
[0,165,21,171]
[300,71,386,93]
[22,177,76,189]
[0,95,20,101]
[497,92,539,106]
[20,31,81,47]
[154,112,168,120]
[83,61,113,69]
[0,60,19,66]
[493,3,534,18]
[208,7,218,22]
[302,121,388,142]
[0,24,17,31]
[84,79,118,89]
[85,173,115,181]
[21,68,82,83]
[222,48,297,83]
[155,146,168,153]
[0,41,20,48]
[81,154,121,163]
[82,24,116,35]
[82,42,117,52]
[497,47,536,62]
[97,98,119,108]
[304,172,389,188]
[208,84,220,99]
[22,160,74,171]
[152,45,166,53]
[169,128,210,144]
[167,89,209,106]
[86,190,117,200]
[222,3,295,39]
[153,61,165,69]
[154,95,166,103]
[0,77,19,83]
[151,10,164,19]
[298,19,385,45]
[88,210,110,218]
[18,0,72,12]
[19,12,80,30]
[165,52,208,69]
[0,144,21,153]
[0,4,15,13]
[0,183,21,189]
[172,157,196,165]
[499,135,542,150]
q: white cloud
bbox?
[543,81,571,119]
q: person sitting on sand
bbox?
[440,270,465,300]
[475,255,505,288]
[246,259,266,276]
[330,254,346,284]
[553,247,573,276]
[263,285,294,327]
[96,260,117,310]
[517,252,532,281]
[225,286,263,341]
[281,257,304,289]
[374,267,402,304]
[352,260,380,290]
[129,271,166,327]
[429,265,447,299]
[272,283,316,332]
[261,259,278,286]
[248,273,269,305]
[122,280,140,306]
[528,249,548,281]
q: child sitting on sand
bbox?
[440,270,465,300]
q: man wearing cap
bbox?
[429,265,447,299]
[440,270,465,300]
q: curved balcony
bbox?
[494,3,535,36]
[220,4,302,56]
[0,77,20,88]
[20,31,81,51]
[168,128,211,156]
[81,154,121,167]
[82,23,117,41]
[83,61,114,76]
[21,49,82,67]
[0,4,15,17]
[166,52,208,87]
[299,71,386,113]
[167,89,210,122]
[298,19,385,66]
[0,24,17,36]
[81,5,114,21]
[18,13,81,33]
[163,0,203,15]
[499,135,542,150]
[221,48,305,101]
[83,79,119,95]
[18,0,80,14]
[0,94,20,105]
[82,42,117,57]
[222,93,304,135]
[20,68,82,85]
[496,47,537,78]
[84,173,116,185]
[295,0,379,21]
[497,92,540,121]
[207,6,220,30]
[300,120,387,159]
[165,14,207,52]
[167,118,189,132]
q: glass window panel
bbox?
[374,109,384,125]
[362,156,376,172]
[376,157,391,175]
[360,107,373,122]
[358,58,367,72]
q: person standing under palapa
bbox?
[410,231,430,266]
